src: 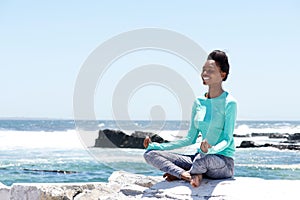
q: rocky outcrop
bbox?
[8,182,116,200]
[234,132,297,139]
[1,171,300,200]
[269,133,289,139]
[235,132,300,151]
[233,133,250,137]
[273,144,300,150]
[0,182,10,200]
[237,140,300,150]
[94,130,300,149]
[288,133,300,142]
[94,129,168,149]
[251,132,271,137]
[238,140,261,148]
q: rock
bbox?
[271,144,300,151]
[0,182,10,200]
[107,171,300,200]
[280,140,297,144]
[269,133,289,139]
[251,133,270,137]
[108,170,164,188]
[132,131,167,144]
[288,133,300,141]
[237,140,300,151]
[8,182,114,200]
[233,133,250,137]
[94,129,118,148]
[22,168,77,174]
[238,140,261,148]
[2,171,300,199]
[94,129,168,149]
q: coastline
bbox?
[1,171,299,200]
[1,120,300,189]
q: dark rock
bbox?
[94,129,120,148]
[131,131,156,138]
[251,133,270,137]
[237,140,300,151]
[262,143,273,147]
[280,140,297,144]
[233,134,250,137]
[94,129,168,149]
[271,144,300,151]
[237,141,261,148]
[288,133,300,141]
[269,133,289,139]
[23,169,77,174]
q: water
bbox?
[0,120,300,186]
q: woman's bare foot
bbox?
[190,174,203,187]
[163,173,179,182]
[180,171,192,181]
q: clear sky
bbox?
[0,0,299,121]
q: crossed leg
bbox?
[144,150,194,181]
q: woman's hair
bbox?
[207,50,230,81]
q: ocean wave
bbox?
[0,130,84,150]
[236,163,300,170]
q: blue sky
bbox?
[0,0,299,120]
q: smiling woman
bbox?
[143,50,237,187]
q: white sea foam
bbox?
[98,123,105,128]
[0,126,298,152]
[236,164,300,170]
[234,124,300,135]
[0,130,85,150]
[0,129,187,151]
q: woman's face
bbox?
[201,60,225,85]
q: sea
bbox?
[0,120,300,186]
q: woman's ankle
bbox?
[190,174,203,187]
[180,171,191,181]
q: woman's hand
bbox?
[200,139,211,153]
[143,136,152,148]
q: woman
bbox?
[143,50,237,187]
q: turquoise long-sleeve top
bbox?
[147,91,237,159]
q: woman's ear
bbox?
[221,72,227,80]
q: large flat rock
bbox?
[1,171,299,199]
[0,182,10,200]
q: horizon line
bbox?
[0,117,299,122]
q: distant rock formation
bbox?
[233,133,300,140]
[237,140,300,150]
[94,130,300,150]
[288,133,300,142]
[94,129,168,149]
[238,141,261,148]
[22,169,77,174]
[269,133,289,139]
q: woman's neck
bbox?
[207,85,224,98]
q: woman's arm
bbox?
[146,100,200,150]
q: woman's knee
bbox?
[206,167,233,179]
[202,155,226,169]
[143,150,157,163]
[203,156,234,179]
[191,155,224,174]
